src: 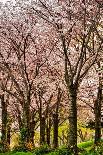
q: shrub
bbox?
[12,145,28,153]
[78,141,93,149]
[94,142,103,155]
[13,152,33,155]
[0,141,10,153]
[33,144,51,155]
[79,142,103,155]
[12,141,34,152]
[46,146,72,155]
[56,147,72,155]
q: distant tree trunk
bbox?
[68,85,78,155]
[94,86,102,145]
[53,87,62,148]
[46,117,52,146]
[25,103,30,143]
[7,124,11,146]
[30,121,35,145]
[46,127,50,146]
[22,99,30,144]
[1,94,8,152]
[38,90,46,145]
[16,105,22,131]
[53,113,59,148]
[45,95,53,146]
[40,116,46,145]
[30,113,36,145]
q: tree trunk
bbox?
[53,113,59,148]
[30,121,35,145]
[46,117,52,146]
[46,127,50,146]
[94,86,102,145]
[26,103,30,143]
[40,116,46,145]
[7,124,11,146]
[1,94,8,152]
[68,86,78,155]
[16,105,23,131]
[22,100,30,144]
[30,113,35,145]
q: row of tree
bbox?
[0,0,103,154]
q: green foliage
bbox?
[78,122,94,142]
[12,145,28,153]
[81,152,98,155]
[78,141,93,149]
[33,144,51,155]
[94,142,103,155]
[55,147,72,155]
[20,128,28,142]
[79,141,103,155]
[12,141,35,153]
[0,142,5,153]
[1,141,103,155]
[13,152,33,155]
[86,120,95,129]
[0,141,10,153]
[0,152,33,155]
[44,146,72,155]
[12,127,34,153]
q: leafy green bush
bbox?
[94,142,103,155]
[33,145,51,155]
[78,141,93,149]
[79,142,103,155]
[13,152,33,155]
[0,152,33,155]
[12,145,28,153]
[46,146,72,155]
[81,152,98,155]
[0,141,10,153]
[20,128,28,142]
[56,147,72,155]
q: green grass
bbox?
[0,140,103,155]
[0,151,100,155]
[78,140,93,148]
[0,152,33,155]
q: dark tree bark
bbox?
[7,124,11,146]
[68,85,78,154]
[46,117,52,146]
[46,127,50,146]
[20,99,31,146]
[53,113,59,148]
[25,103,30,143]
[94,86,102,145]
[94,61,102,145]
[38,90,46,145]
[0,94,8,152]
[29,120,35,145]
[53,88,62,148]
[45,95,53,146]
[21,91,31,144]
[40,116,46,145]
[29,112,36,145]
[16,105,23,131]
